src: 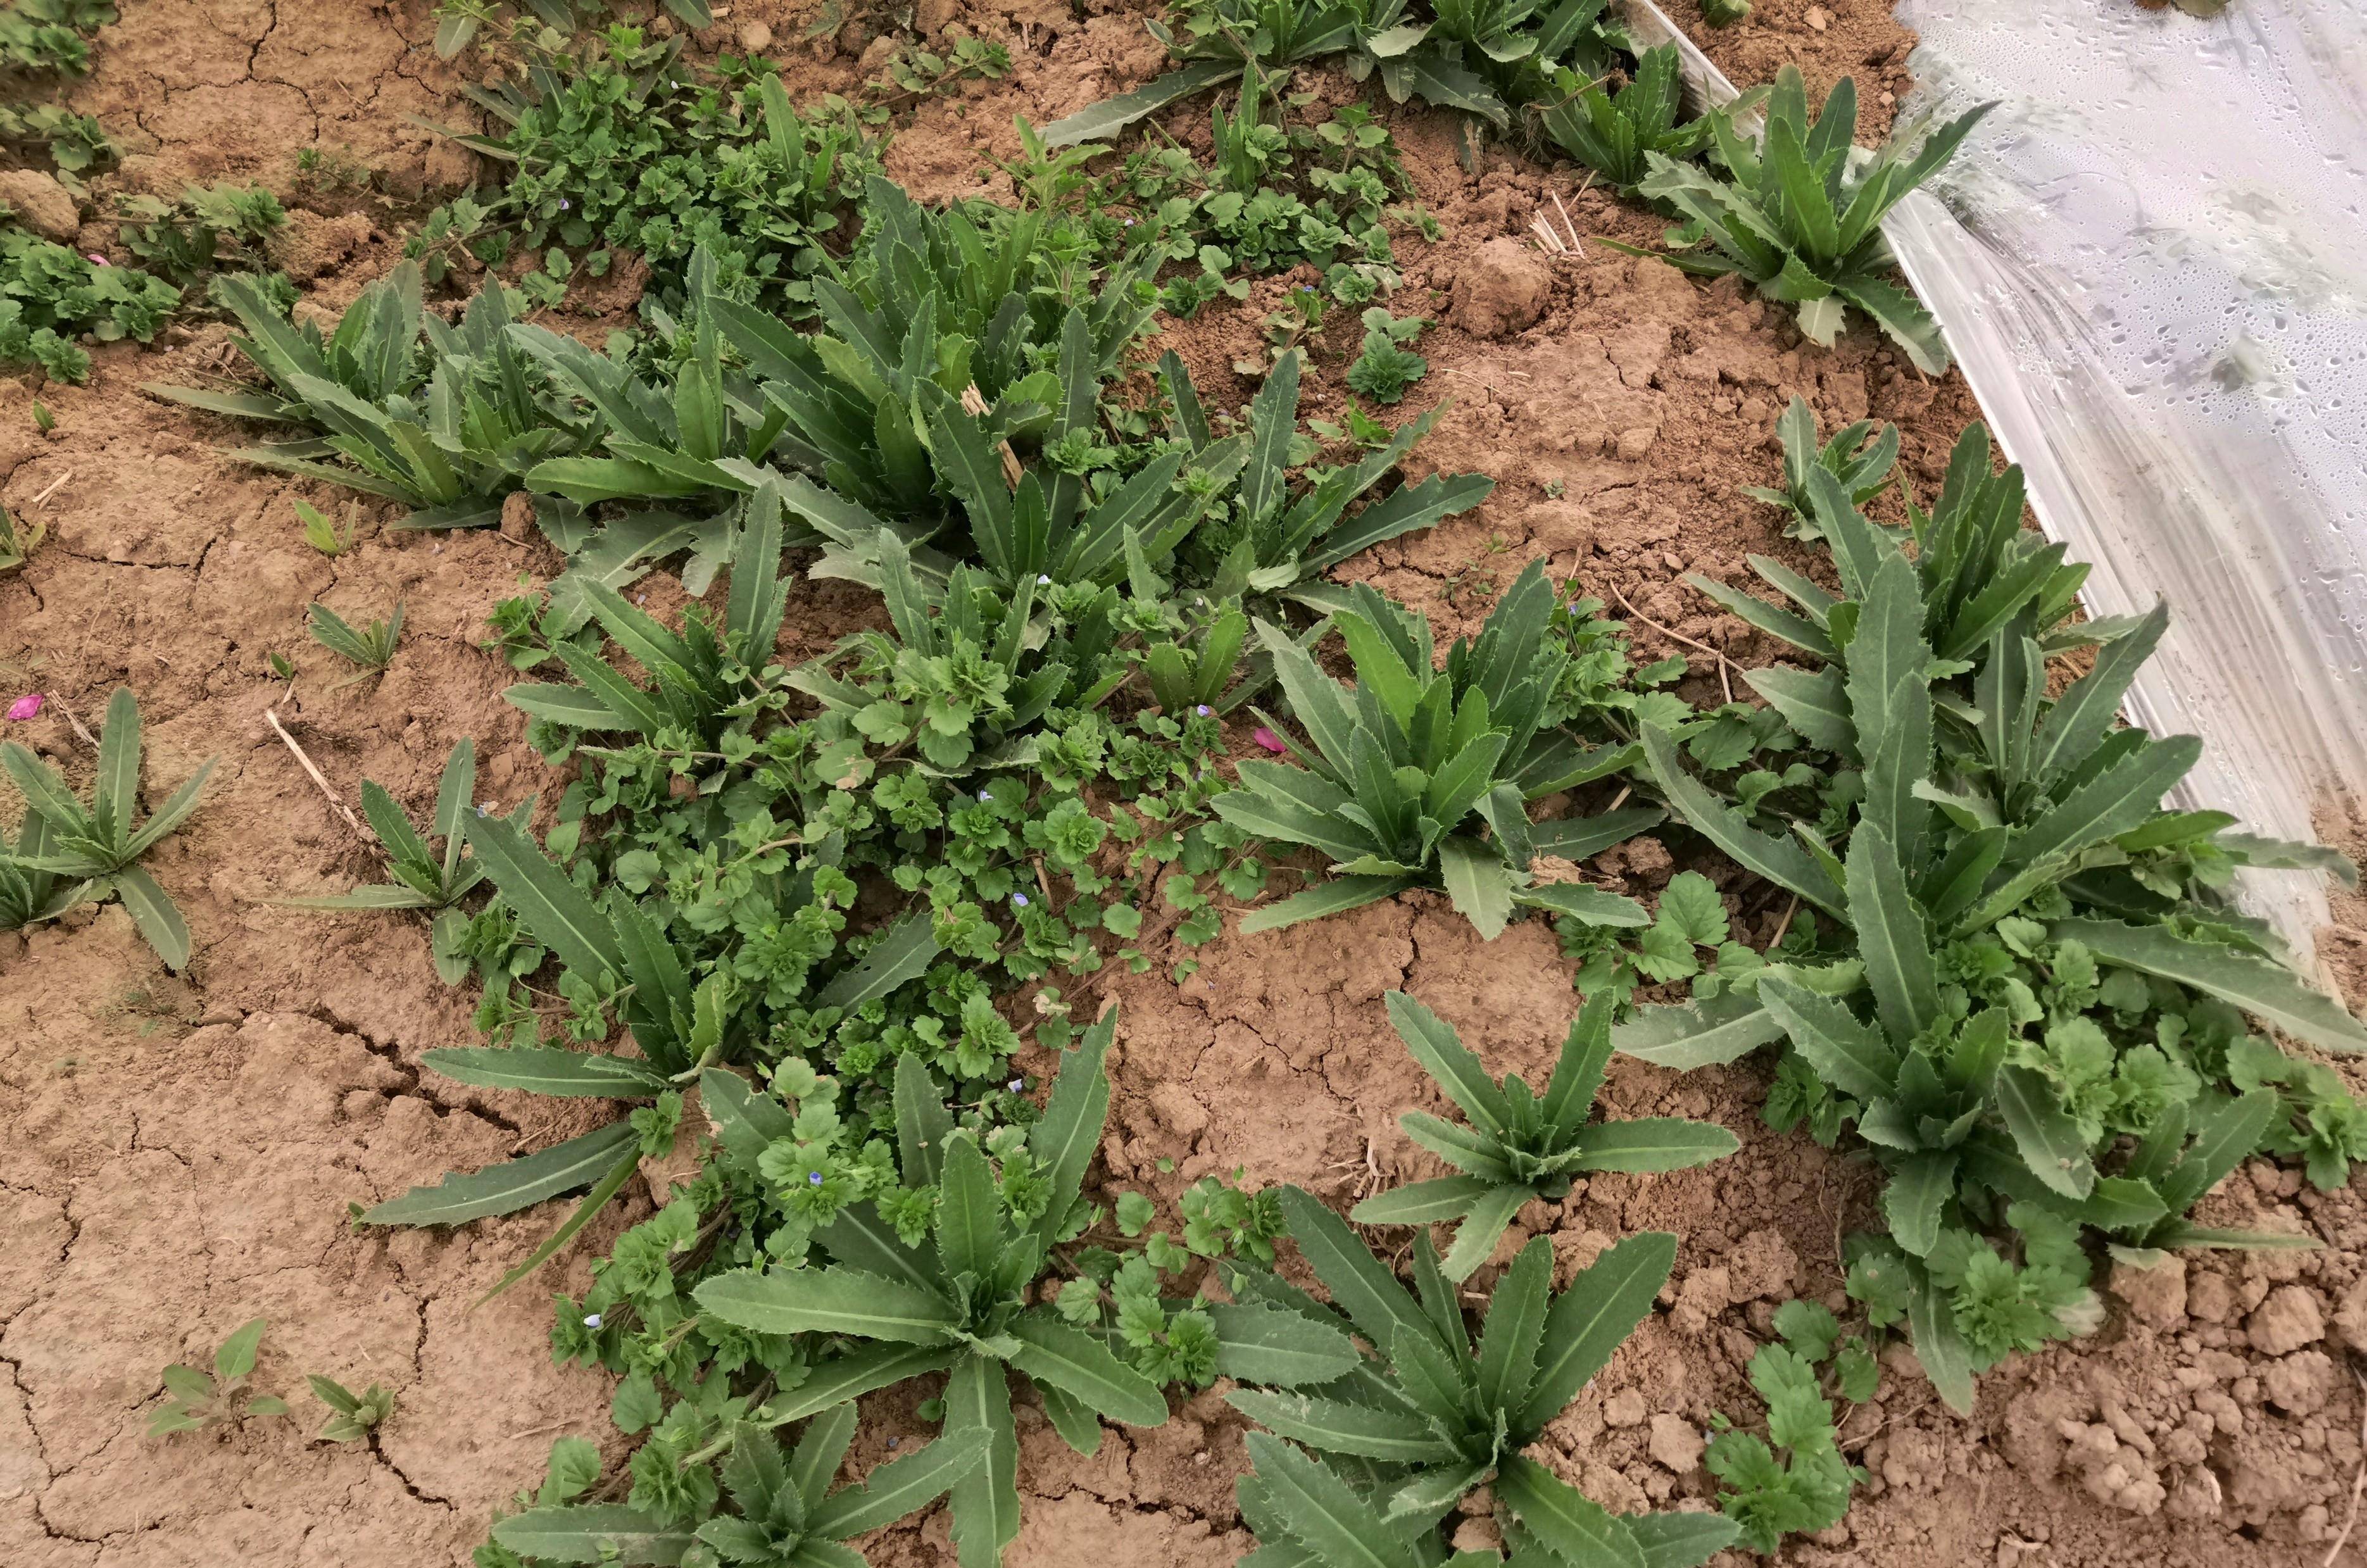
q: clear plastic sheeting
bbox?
[1623,0,2367,969]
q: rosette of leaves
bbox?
[1226,1189,1737,1568]
[1736,394,1898,537]
[148,260,427,431]
[486,1406,989,1568]
[689,1009,1186,1567]
[1169,349,1491,599]
[1690,423,2103,760]
[762,314,1223,596]
[1536,44,1733,194]
[504,480,794,755]
[156,266,589,530]
[1215,561,1664,936]
[0,687,215,968]
[0,103,113,173]
[272,737,488,984]
[703,179,1156,541]
[1635,69,1993,373]
[1352,991,1736,1277]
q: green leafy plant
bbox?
[1352,991,1736,1276]
[309,600,405,683]
[1621,426,2366,1407]
[1708,1301,1875,1552]
[0,0,115,76]
[1170,348,1491,599]
[0,101,115,172]
[1700,0,1749,24]
[1343,305,1428,404]
[690,1010,1179,1567]
[297,498,359,556]
[1736,394,1897,534]
[1228,1190,1736,1566]
[146,260,429,435]
[1636,68,1993,372]
[424,37,866,319]
[489,1408,988,1567]
[116,182,287,287]
[3,229,180,384]
[147,1317,287,1436]
[1,686,215,967]
[306,1374,396,1443]
[275,739,488,983]
[1536,43,1732,193]
[1215,560,1662,935]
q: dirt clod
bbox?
[1447,236,1553,339]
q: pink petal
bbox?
[6,693,43,721]
[86,254,109,267]
[1252,726,1286,754]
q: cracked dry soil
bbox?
[8,1,2367,1565]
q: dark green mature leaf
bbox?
[1519,1232,1677,1434]
[1028,1003,1117,1244]
[1761,979,1896,1103]
[945,1351,1020,1568]
[1640,727,1844,917]
[694,1267,963,1344]
[1241,1433,1424,1568]
[814,911,939,1010]
[1614,992,1785,1070]
[1566,1119,1740,1172]
[1905,1270,1976,1415]
[1351,1174,1497,1226]
[1477,1239,1554,1414]
[1208,1303,1362,1388]
[1993,1066,2097,1200]
[360,1121,641,1226]
[1007,1312,1170,1426]
[765,1345,962,1424]
[1496,1455,1645,1568]
[1625,1509,1743,1568]
[476,1141,646,1304]
[422,1047,670,1098]
[807,1428,991,1540]
[490,1505,695,1565]
[462,813,624,981]
[1846,823,1938,1043]
[1226,1388,1461,1464]
[1384,991,1510,1134]
[1275,1186,1438,1363]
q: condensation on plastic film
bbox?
[1618,0,2367,974]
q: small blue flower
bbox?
[1195,704,1212,717]
[1012,893,1030,908]
[558,198,571,211]
[583,1313,602,1329]
[1008,1077,1025,1092]
[1037,574,1052,585]
[807,1170,824,1187]
[886,1436,901,1448]
[979,788,993,801]
[474,805,488,818]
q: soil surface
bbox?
[5,3,2364,1567]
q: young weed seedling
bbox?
[276,739,487,983]
[295,498,360,557]
[306,1375,395,1443]
[308,601,403,685]
[148,1317,288,1436]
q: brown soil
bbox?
[4,3,2362,1566]
[1654,0,1920,142]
